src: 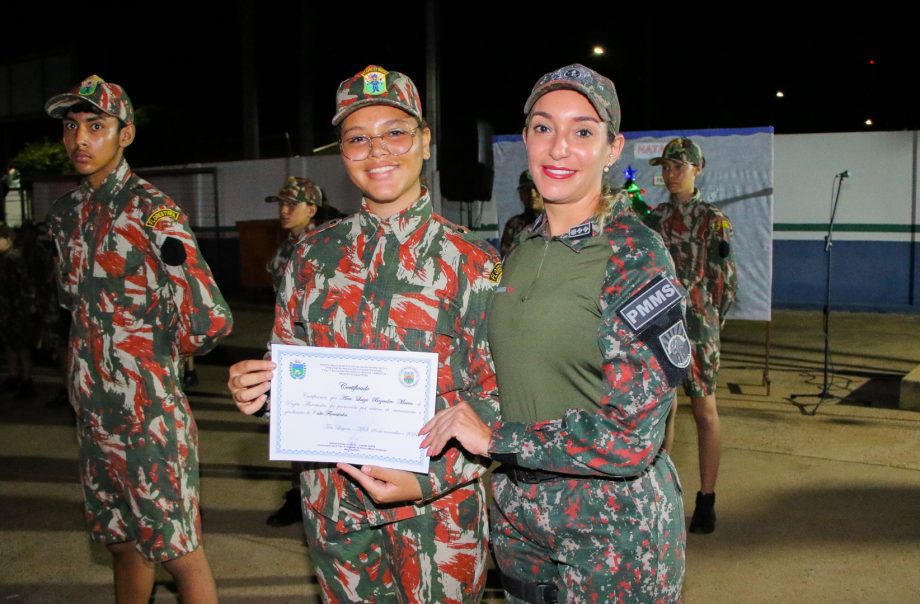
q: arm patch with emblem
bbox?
[617,275,690,388]
[160,237,186,266]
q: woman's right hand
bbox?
[227,359,276,415]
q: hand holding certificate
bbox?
[269,344,439,474]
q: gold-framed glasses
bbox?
[340,126,420,161]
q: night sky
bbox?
[4,1,915,168]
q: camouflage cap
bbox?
[44,75,134,124]
[650,137,705,167]
[523,64,621,134]
[331,65,423,126]
[265,176,324,207]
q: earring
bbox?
[603,164,610,173]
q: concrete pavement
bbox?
[1,306,918,603]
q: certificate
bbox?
[269,344,438,473]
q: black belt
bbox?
[498,459,656,485]
[500,573,558,604]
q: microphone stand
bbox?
[791,172,848,415]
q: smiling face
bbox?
[523,90,623,215]
[62,110,135,189]
[339,104,431,219]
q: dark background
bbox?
[2,1,915,168]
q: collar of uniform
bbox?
[527,212,600,252]
[358,188,432,244]
[669,188,702,207]
[84,158,132,201]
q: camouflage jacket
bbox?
[499,209,539,258]
[47,159,233,431]
[266,230,308,292]
[489,192,687,477]
[272,191,501,529]
[645,190,737,319]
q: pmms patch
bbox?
[617,275,682,332]
[617,275,690,388]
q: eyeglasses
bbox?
[340,126,420,161]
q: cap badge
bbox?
[79,76,102,97]
[362,66,388,96]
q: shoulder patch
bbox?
[617,275,682,332]
[489,262,503,283]
[658,320,692,368]
[145,207,181,228]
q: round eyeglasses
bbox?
[340,127,420,161]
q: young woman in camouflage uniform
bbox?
[422,64,688,603]
[228,65,501,603]
[646,137,738,534]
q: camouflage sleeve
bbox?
[416,249,502,502]
[706,210,738,321]
[489,233,680,477]
[269,240,308,348]
[145,197,233,356]
[46,202,76,312]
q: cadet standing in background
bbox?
[263,175,324,527]
[646,137,738,534]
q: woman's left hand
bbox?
[336,464,424,504]
[419,401,492,457]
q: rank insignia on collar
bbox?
[658,320,692,368]
[145,207,181,228]
[567,223,593,240]
[362,66,388,96]
[489,262,503,283]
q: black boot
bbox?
[266,488,302,527]
[689,491,716,534]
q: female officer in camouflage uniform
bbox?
[422,64,687,603]
[228,65,501,603]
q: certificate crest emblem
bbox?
[400,367,419,387]
[289,360,306,380]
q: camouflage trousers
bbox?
[76,393,202,562]
[302,481,489,603]
[684,303,722,398]
[490,453,685,603]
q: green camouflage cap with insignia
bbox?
[44,75,134,124]
[650,137,705,167]
[332,65,423,126]
[524,63,621,134]
[265,176,324,207]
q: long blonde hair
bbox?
[594,185,627,229]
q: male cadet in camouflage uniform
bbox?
[45,75,232,602]
[263,176,323,526]
[229,65,501,603]
[646,137,738,534]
